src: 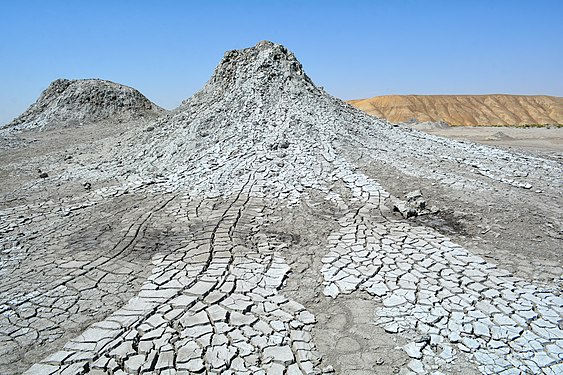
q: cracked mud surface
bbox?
[1,41,562,374]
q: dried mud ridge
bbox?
[1,41,561,374]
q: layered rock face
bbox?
[349,94,563,126]
[1,42,561,375]
[4,78,163,131]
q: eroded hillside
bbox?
[348,94,563,126]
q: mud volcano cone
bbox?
[4,78,163,131]
[121,40,558,198]
[121,41,389,194]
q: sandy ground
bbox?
[412,125,563,157]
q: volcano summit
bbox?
[0,41,561,374]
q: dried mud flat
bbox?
[0,42,561,375]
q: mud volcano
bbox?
[1,41,562,374]
[3,78,163,131]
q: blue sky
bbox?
[1,0,562,125]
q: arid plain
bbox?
[1,42,561,374]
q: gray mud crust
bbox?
[1,41,561,374]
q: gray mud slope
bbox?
[1,41,562,374]
[3,78,164,131]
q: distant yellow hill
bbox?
[348,94,563,126]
